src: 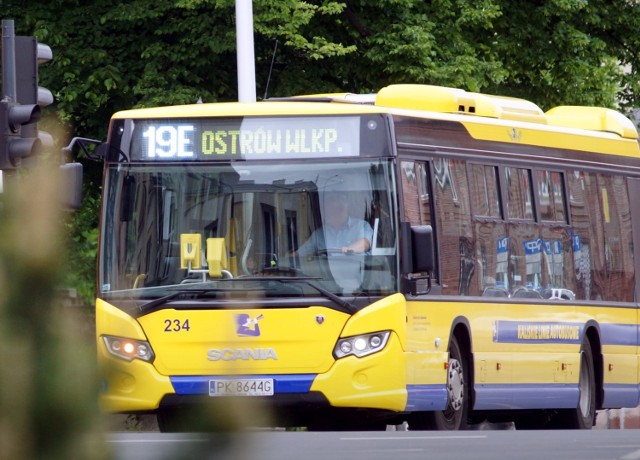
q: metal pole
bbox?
[1,19,17,101]
[235,0,257,102]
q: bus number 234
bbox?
[164,319,191,332]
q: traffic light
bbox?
[1,26,53,170]
[16,35,53,165]
[0,99,42,169]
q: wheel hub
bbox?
[578,351,591,416]
[447,358,464,411]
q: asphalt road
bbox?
[107,429,640,460]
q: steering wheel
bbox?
[315,248,352,257]
[257,265,305,276]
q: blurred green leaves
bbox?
[0,161,106,460]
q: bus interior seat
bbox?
[541,288,576,300]
[482,286,509,297]
[511,287,542,299]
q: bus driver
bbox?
[295,193,373,256]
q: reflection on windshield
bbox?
[100,160,398,299]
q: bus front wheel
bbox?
[411,335,469,430]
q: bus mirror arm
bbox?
[62,137,104,161]
[408,272,432,296]
[62,138,128,162]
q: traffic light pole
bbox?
[1,19,17,102]
[1,20,15,186]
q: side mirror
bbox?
[60,162,83,210]
[411,225,435,273]
[400,223,435,296]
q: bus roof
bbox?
[111,100,385,119]
[111,84,640,159]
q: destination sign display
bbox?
[129,116,363,161]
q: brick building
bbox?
[596,407,640,429]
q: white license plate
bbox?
[209,378,274,396]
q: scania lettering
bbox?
[207,348,278,362]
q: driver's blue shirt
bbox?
[296,217,373,256]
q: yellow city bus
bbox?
[95,84,640,431]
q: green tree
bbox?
[3,0,639,303]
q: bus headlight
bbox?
[334,331,391,359]
[102,335,155,363]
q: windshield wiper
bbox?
[228,276,357,314]
[136,287,255,314]
[300,279,357,314]
[134,277,357,315]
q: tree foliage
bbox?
[3,0,640,304]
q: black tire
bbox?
[514,411,554,430]
[157,408,189,433]
[555,336,596,429]
[306,412,388,431]
[411,335,469,430]
[157,406,233,432]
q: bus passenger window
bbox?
[568,171,596,300]
[475,224,509,293]
[505,167,534,221]
[401,161,432,226]
[469,164,501,218]
[417,163,432,226]
[536,170,566,223]
[567,171,635,302]
[507,224,541,292]
[432,159,474,296]
[596,174,634,301]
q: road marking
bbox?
[340,435,487,441]
[107,438,201,443]
[620,449,640,460]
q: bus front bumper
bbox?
[99,332,408,414]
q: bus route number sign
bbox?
[133,116,362,161]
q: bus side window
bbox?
[401,159,438,288]
[505,166,534,221]
[468,164,507,293]
[583,174,635,302]
[417,162,432,227]
[401,161,428,226]
[568,171,596,300]
[503,167,539,292]
[432,158,474,296]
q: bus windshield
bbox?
[99,159,398,301]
